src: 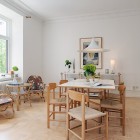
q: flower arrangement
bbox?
[83,64,96,79]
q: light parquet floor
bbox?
[0,97,140,140]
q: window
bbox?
[0,18,9,73]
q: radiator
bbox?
[0,80,13,93]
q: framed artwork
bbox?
[80,37,102,69]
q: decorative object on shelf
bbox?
[110,59,115,74]
[12,66,19,84]
[105,69,109,74]
[73,59,75,73]
[12,66,19,77]
[79,37,106,69]
[10,71,14,78]
[83,64,96,81]
[65,60,72,72]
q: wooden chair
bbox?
[47,83,67,128]
[27,75,45,102]
[100,84,126,135]
[59,80,68,97]
[66,90,108,140]
[0,92,14,118]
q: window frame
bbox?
[0,15,10,74]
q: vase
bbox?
[67,67,71,73]
[13,76,18,84]
[86,75,94,82]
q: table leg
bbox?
[16,87,20,111]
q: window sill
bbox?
[0,75,12,82]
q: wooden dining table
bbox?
[58,78,115,95]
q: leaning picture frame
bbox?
[80,37,102,69]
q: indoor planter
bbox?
[65,60,72,72]
[12,66,19,77]
[83,64,96,81]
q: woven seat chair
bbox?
[0,92,14,118]
[100,84,126,136]
[47,83,67,128]
[27,75,45,102]
[66,90,108,140]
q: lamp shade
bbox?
[79,38,109,53]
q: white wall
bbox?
[11,16,23,78]
[0,4,43,82]
[23,17,43,81]
[43,14,140,92]
[0,4,23,78]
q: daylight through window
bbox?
[0,18,9,73]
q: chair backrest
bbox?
[67,90,85,102]
[68,90,89,102]
[59,80,68,93]
[59,80,68,84]
[47,83,57,104]
[27,75,44,90]
[48,83,57,90]
[118,84,126,104]
[67,90,89,120]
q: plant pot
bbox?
[86,75,94,82]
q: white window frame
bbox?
[0,15,10,74]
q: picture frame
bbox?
[80,37,102,69]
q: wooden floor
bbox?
[0,97,140,140]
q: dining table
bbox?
[59,78,115,89]
[58,78,115,96]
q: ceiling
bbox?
[9,0,140,20]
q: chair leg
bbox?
[66,114,70,140]
[11,102,15,115]
[47,105,50,128]
[53,104,55,119]
[42,92,45,102]
[16,95,20,111]
[120,111,123,126]
[82,120,85,140]
[122,110,125,136]
[28,94,32,107]
[105,113,108,140]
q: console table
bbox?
[60,72,121,84]
[60,72,82,80]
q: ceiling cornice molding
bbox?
[45,8,140,23]
[1,0,140,23]
[0,0,43,21]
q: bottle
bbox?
[11,71,14,78]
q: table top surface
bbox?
[58,79,115,90]
[6,83,31,87]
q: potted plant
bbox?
[83,64,96,80]
[65,60,72,72]
[12,66,19,77]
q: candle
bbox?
[73,59,75,73]
[110,59,115,74]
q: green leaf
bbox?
[12,66,19,71]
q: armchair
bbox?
[0,92,14,118]
[27,75,45,102]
